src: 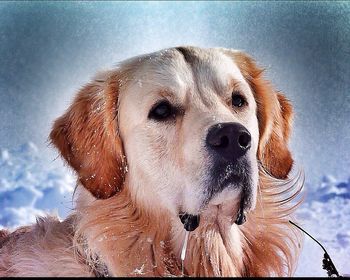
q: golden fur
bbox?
[0,47,303,277]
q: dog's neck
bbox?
[73,175,301,277]
[73,186,247,277]
[171,215,245,276]
[170,205,246,276]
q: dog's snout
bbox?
[206,122,251,160]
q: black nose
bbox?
[206,122,251,161]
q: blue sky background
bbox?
[0,1,349,185]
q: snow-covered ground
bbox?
[295,176,350,277]
[0,143,349,276]
[0,143,75,228]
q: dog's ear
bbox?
[50,72,127,199]
[224,50,294,178]
[258,91,293,179]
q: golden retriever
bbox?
[0,46,303,277]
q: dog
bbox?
[0,46,304,276]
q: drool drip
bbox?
[180,231,189,276]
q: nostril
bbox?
[238,132,251,149]
[209,134,230,148]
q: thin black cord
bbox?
[289,220,340,277]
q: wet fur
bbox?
[0,47,303,276]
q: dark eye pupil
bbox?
[155,104,170,117]
[149,101,172,120]
[232,94,245,107]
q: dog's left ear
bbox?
[222,49,294,179]
[258,91,294,179]
[50,72,127,199]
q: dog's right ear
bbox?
[50,72,127,199]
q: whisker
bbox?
[254,164,305,223]
[257,183,265,219]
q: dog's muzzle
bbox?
[179,193,249,232]
[205,122,253,196]
[178,122,252,231]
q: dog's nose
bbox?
[206,122,251,161]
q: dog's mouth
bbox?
[179,197,248,232]
[234,200,247,225]
[207,160,251,197]
[179,213,201,231]
[178,159,255,232]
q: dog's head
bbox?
[50,47,293,225]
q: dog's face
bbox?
[50,46,293,225]
[118,47,259,219]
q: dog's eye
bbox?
[148,101,174,121]
[232,93,246,108]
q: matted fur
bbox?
[0,47,303,277]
